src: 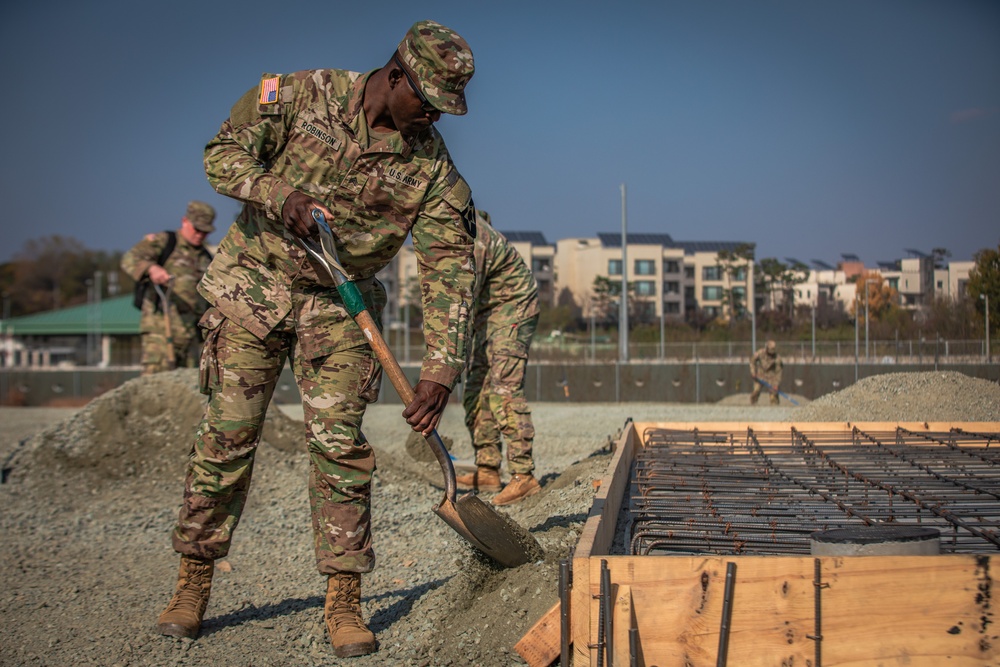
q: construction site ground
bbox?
[1,369,998,667]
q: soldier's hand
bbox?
[148,265,172,286]
[281,191,335,239]
[403,380,451,436]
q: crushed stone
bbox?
[0,369,996,666]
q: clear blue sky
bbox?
[1,0,997,267]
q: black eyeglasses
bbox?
[394,55,436,114]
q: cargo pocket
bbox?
[358,350,383,404]
[198,307,226,396]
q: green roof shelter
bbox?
[1,296,140,368]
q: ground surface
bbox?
[1,369,997,666]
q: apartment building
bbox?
[555,233,751,321]
[377,234,976,331]
[375,229,557,329]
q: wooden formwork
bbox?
[571,421,1000,667]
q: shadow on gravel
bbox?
[201,595,324,635]
[369,578,449,630]
[530,512,588,533]
[197,578,450,635]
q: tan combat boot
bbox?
[325,572,376,658]
[492,473,541,506]
[455,466,502,492]
[156,555,215,638]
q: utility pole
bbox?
[619,183,629,362]
[864,278,875,361]
[748,258,756,354]
[854,292,860,383]
[984,293,992,364]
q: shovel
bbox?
[298,210,541,568]
[753,376,799,405]
[152,278,176,371]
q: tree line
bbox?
[2,235,998,346]
[0,235,135,319]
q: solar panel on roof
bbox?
[811,260,834,270]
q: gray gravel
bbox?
[0,368,995,666]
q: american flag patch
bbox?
[259,76,279,105]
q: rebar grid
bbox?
[627,427,1000,556]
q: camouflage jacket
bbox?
[472,220,539,331]
[201,69,476,388]
[121,231,212,333]
[750,348,783,381]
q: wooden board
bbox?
[572,421,1000,667]
[514,601,563,667]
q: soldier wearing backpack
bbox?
[121,201,215,375]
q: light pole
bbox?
[854,291,860,383]
[811,302,816,360]
[619,183,629,362]
[983,294,992,363]
[864,277,876,361]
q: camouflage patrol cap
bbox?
[185,201,216,232]
[397,20,474,116]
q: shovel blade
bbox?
[433,495,542,568]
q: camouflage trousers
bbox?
[461,315,538,475]
[171,310,382,574]
[140,317,201,376]
[750,376,781,405]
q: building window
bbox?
[608,259,622,276]
[704,306,720,317]
[634,259,656,275]
[703,286,724,300]
[635,280,655,296]
[532,258,551,272]
[733,286,746,300]
[732,267,747,281]
[664,281,680,294]
[936,280,943,289]
[684,266,695,279]
[684,286,695,301]
[665,301,680,314]
[664,260,680,274]
[703,266,722,281]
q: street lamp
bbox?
[983,294,992,364]
[854,291,860,383]
[864,278,876,361]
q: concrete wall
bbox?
[4,363,996,407]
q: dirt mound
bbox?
[795,371,1000,422]
[8,368,302,491]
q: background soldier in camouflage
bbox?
[154,21,477,660]
[750,339,784,405]
[121,201,215,375]
[457,211,541,506]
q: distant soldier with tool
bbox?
[153,21,477,660]
[750,339,784,405]
[121,201,215,375]
[456,211,541,505]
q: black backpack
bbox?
[131,232,213,310]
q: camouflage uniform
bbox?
[750,342,783,405]
[121,228,212,374]
[462,215,540,475]
[172,61,476,575]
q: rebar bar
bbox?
[627,427,1000,556]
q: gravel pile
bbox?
[0,369,995,666]
[794,371,1000,422]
